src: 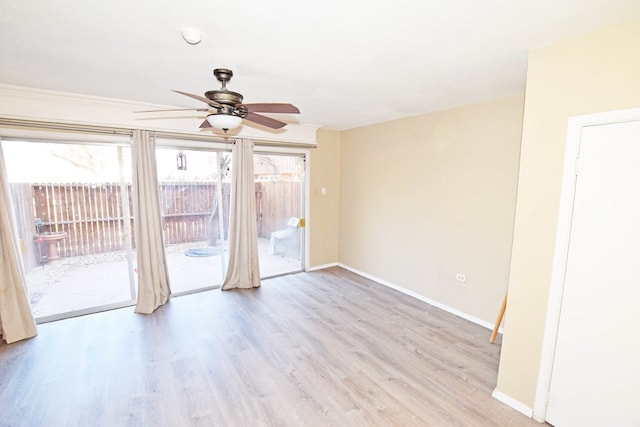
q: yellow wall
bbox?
[496,17,640,408]
[339,95,524,324]
[309,129,341,267]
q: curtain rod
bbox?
[150,131,316,149]
[0,118,134,136]
[0,118,316,149]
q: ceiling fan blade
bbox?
[244,112,287,129]
[199,119,212,129]
[134,108,209,113]
[241,103,300,114]
[172,90,222,108]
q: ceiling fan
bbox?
[138,68,300,132]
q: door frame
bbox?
[533,106,640,422]
[1,137,138,323]
[253,145,311,272]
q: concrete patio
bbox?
[25,238,302,319]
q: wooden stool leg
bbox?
[490,292,508,344]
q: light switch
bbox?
[321,187,327,196]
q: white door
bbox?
[546,120,640,426]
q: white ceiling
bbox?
[1,1,639,131]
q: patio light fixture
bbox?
[176,151,187,170]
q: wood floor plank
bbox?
[0,267,540,426]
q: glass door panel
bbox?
[254,153,305,277]
[2,139,136,320]
[155,148,231,293]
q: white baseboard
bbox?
[337,263,499,332]
[492,389,535,419]
[308,262,339,271]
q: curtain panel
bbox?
[221,139,261,290]
[131,130,171,313]
[0,138,37,343]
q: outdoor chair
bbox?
[269,217,299,255]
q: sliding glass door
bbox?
[254,152,305,277]
[155,147,231,294]
[2,138,308,322]
[156,147,305,287]
[2,139,136,321]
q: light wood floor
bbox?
[0,267,539,426]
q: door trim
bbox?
[253,145,311,273]
[533,106,640,422]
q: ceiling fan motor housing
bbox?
[164,68,299,129]
[205,69,245,115]
[204,89,243,108]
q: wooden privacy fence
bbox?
[159,182,228,247]
[11,181,301,269]
[256,181,301,237]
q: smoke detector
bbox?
[180,27,202,45]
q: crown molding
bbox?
[0,84,319,145]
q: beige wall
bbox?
[338,95,524,324]
[496,17,640,408]
[5,17,639,413]
[309,129,341,267]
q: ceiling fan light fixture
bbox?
[206,113,242,131]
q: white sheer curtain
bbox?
[0,139,37,343]
[221,139,261,290]
[131,130,171,313]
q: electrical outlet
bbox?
[456,274,467,283]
